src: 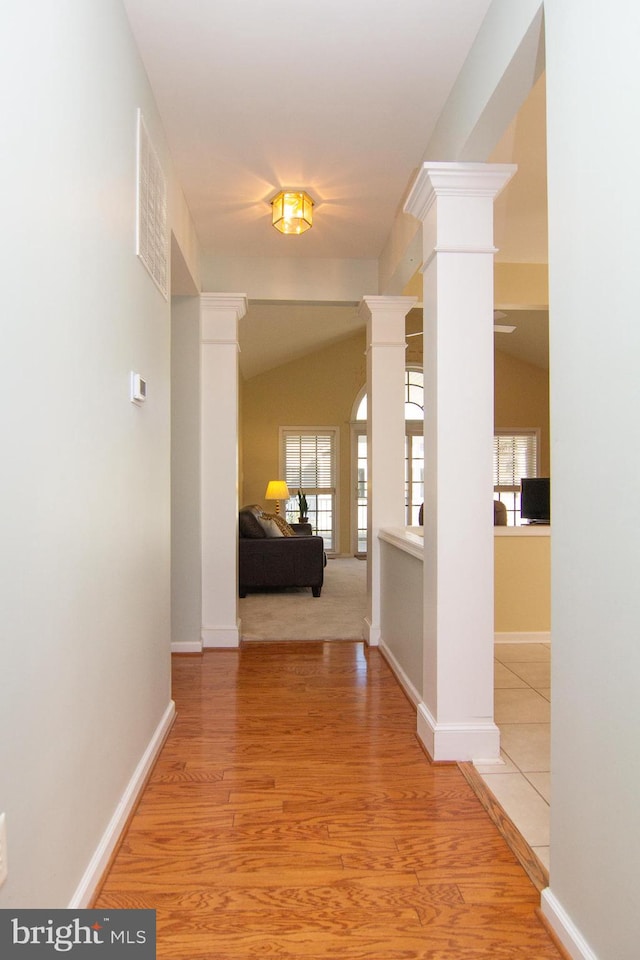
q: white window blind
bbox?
[494,432,538,487]
[283,430,336,490]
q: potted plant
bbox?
[297,489,309,523]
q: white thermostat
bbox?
[130,372,147,403]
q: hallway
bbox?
[94,642,562,958]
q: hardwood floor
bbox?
[94,641,564,959]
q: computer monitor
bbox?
[520,477,550,524]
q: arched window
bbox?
[352,368,424,553]
[354,368,424,421]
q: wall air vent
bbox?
[136,109,168,299]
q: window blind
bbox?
[493,432,538,487]
[282,430,336,490]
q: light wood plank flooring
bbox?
[94,641,564,959]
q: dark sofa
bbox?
[238,505,326,597]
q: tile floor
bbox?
[475,642,551,871]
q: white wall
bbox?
[171,297,202,651]
[425,0,544,163]
[380,538,423,702]
[544,2,640,957]
[201,255,378,302]
[0,0,188,906]
[379,0,544,294]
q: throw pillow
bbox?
[270,513,296,537]
[256,513,283,538]
[257,512,295,538]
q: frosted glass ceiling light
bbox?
[271,190,314,234]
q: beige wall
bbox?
[495,347,550,475]
[494,262,548,306]
[241,331,366,554]
[495,532,550,633]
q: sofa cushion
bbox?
[239,505,266,538]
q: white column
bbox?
[404,162,516,760]
[200,293,247,648]
[359,296,417,646]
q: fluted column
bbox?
[200,293,247,648]
[359,295,417,646]
[404,162,516,760]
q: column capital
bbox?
[200,293,247,345]
[358,295,418,323]
[200,292,248,319]
[404,162,517,223]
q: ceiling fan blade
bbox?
[407,316,516,335]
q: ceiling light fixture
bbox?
[271,190,314,235]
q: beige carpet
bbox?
[239,557,367,641]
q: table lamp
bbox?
[264,480,290,515]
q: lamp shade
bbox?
[265,480,290,501]
[271,191,314,235]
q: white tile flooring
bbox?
[475,642,551,871]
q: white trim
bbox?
[404,161,517,222]
[202,623,240,648]
[379,640,420,707]
[379,526,424,561]
[541,889,600,960]
[495,631,551,644]
[171,640,203,654]
[422,244,497,270]
[417,702,500,762]
[495,525,550,537]
[68,700,176,907]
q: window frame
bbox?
[351,367,424,553]
[279,426,340,553]
[493,428,541,526]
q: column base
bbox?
[202,623,240,648]
[363,617,380,647]
[417,702,500,762]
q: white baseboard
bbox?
[68,700,176,908]
[379,641,420,707]
[494,631,551,644]
[202,622,240,648]
[541,888,599,960]
[417,702,500,762]
[171,640,202,654]
[363,617,379,647]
